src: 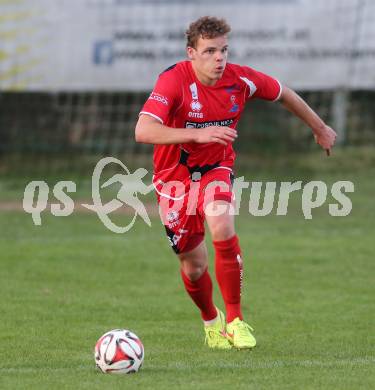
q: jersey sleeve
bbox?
[240,66,282,102]
[139,69,179,124]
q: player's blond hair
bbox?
[186,16,231,48]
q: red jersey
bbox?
[140,61,282,185]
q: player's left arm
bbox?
[279,86,337,155]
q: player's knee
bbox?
[180,260,206,281]
[210,222,235,242]
[181,266,205,281]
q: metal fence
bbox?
[0,90,374,176]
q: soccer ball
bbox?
[94,329,144,374]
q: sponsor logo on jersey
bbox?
[185,119,234,128]
[188,112,204,118]
[149,92,168,105]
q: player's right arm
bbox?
[135,114,237,146]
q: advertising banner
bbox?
[1,0,374,91]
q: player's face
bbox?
[187,35,228,86]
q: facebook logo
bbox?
[93,40,114,65]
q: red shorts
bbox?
[155,167,234,254]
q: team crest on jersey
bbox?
[166,210,180,228]
[229,95,239,113]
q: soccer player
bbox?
[135,16,336,349]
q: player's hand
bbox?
[194,126,238,146]
[313,125,337,156]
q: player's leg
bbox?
[201,170,242,322]
[204,200,243,322]
[178,240,231,350]
[205,200,256,349]
[178,240,216,321]
[157,185,231,349]
[201,167,256,349]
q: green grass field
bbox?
[0,155,374,389]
